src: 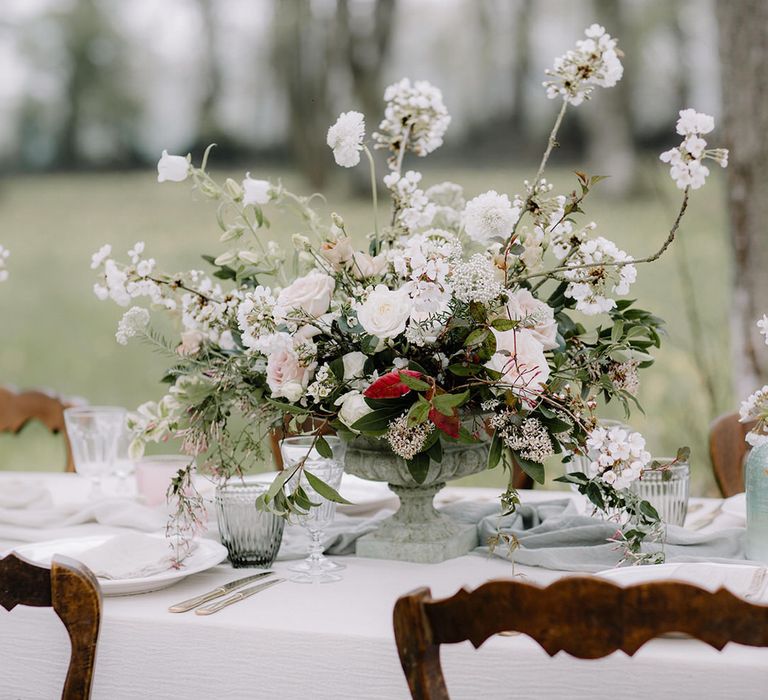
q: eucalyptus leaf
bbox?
[304,470,352,504]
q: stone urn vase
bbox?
[344,435,489,563]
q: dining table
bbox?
[0,470,766,700]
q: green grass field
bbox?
[0,162,731,494]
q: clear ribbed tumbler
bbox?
[215,479,285,568]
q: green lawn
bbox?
[0,162,731,495]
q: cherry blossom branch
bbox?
[512,187,690,283]
[533,100,568,185]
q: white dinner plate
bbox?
[597,562,768,601]
[236,472,399,516]
[722,492,746,521]
[13,535,227,597]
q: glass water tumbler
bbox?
[746,442,768,563]
[631,460,690,526]
[215,479,285,568]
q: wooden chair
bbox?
[0,552,102,699]
[0,387,76,471]
[394,578,768,699]
[709,412,755,497]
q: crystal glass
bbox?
[280,436,346,584]
[64,406,127,497]
[216,478,286,568]
[631,459,690,526]
[135,455,193,507]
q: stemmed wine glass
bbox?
[280,436,346,584]
[64,406,127,498]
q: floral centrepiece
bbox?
[92,24,726,563]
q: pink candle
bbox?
[134,455,194,507]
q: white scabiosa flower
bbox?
[236,286,277,351]
[157,150,190,183]
[115,306,150,345]
[327,111,366,168]
[740,385,768,446]
[463,190,521,244]
[242,174,271,205]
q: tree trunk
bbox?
[716,0,768,400]
[273,0,337,188]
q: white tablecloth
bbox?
[0,472,766,700]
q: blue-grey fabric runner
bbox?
[279,499,746,572]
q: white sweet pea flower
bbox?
[327,111,365,168]
[242,174,271,206]
[157,150,190,183]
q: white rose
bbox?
[342,351,367,381]
[485,328,550,405]
[350,251,387,279]
[266,338,313,401]
[276,271,335,320]
[320,237,354,270]
[157,150,189,183]
[242,173,271,205]
[356,285,412,340]
[503,289,559,350]
[335,391,372,429]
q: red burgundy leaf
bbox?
[429,407,460,438]
[364,369,422,399]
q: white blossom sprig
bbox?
[0,245,9,283]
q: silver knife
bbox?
[195,578,285,615]
[168,571,274,613]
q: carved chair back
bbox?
[0,387,75,471]
[709,411,755,497]
[0,553,102,699]
[394,578,768,700]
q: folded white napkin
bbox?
[76,533,186,580]
[0,481,54,510]
[0,481,168,546]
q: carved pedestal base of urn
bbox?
[344,435,489,563]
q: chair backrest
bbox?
[394,578,768,700]
[0,387,75,471]
[0,552,102,699]
[709,412,754,497]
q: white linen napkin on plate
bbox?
[75,533,186,580]
[669,563,767,599]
